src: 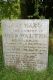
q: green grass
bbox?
[0,55,53,80]
[0,27,53,80]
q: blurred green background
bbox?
[0,0,53,80]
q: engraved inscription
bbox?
[1,20,49,71]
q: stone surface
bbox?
[1,19,49,71]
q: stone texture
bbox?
[1,19,49,71]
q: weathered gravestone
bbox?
[1,19,49,71]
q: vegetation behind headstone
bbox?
[0,0,53,31]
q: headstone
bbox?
[1,19,49,71]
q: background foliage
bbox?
[0,0,53,31]
[0,1,53,80]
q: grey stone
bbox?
[1,19,49,71]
